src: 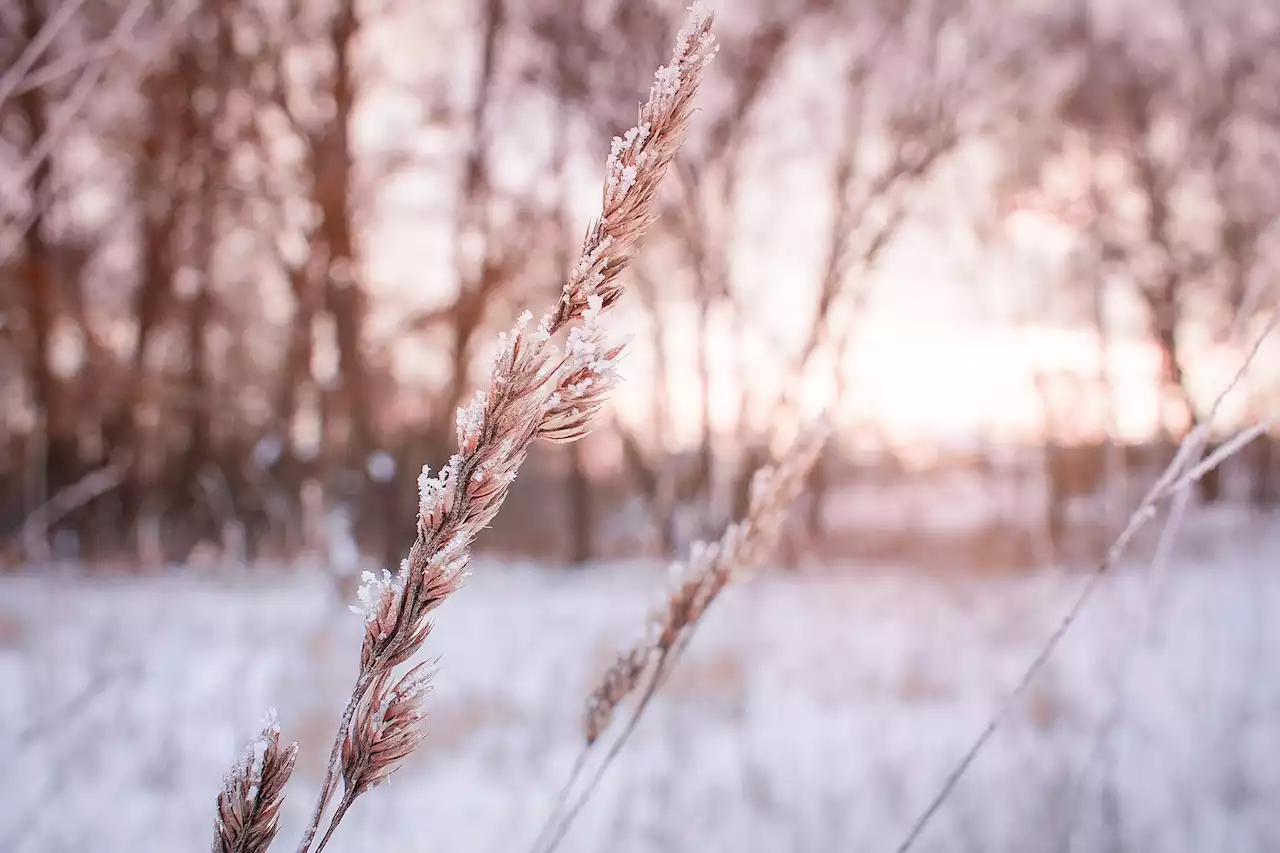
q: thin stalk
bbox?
[296,670,375,853]
[313,790,358,853]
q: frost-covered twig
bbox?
[212,710,298,853]
[0,0,202,268]
[1053,470,1196,853]
[892,300,1280,853]
[19,453,130,563]
[530,421,828,853]
[0,0,89,108]
[1051,314,1280,852]
[281,8,718,853]
[583,423,827,744]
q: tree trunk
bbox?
[118,84,178,525]
[565,443,592,565]
[806,450,828,542]
[317,0,374,465]
[16,0,77,501]
[181,44,215,496]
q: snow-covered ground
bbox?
[3,516,1280,853]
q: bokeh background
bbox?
[3,0,1280,851]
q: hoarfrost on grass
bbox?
[4,517,1280,853]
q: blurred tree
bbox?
[1049,1,1280,503]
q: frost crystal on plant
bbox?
[418,458,461,528]
[653,63,681,97]
[567,238,614,300]
[213,706,297,853]
[418,464,437,506]
[351,569,401,622]
[270,7,718,850]
[393,664,436,706]
[534,314,553,343]
[581,421,828,747]
[604,124,653,205]
[455,390,488,451]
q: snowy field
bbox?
[4,515,1280,853]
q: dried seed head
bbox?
[557,5,717,324]
[581,420,827,744]
[212,709,298,853]
[359,545,470,671]
[585,645,653,745]
[357,3,716,668]
[539,313,625,444]
[337,2,720,800]
[252,9,719,853]
[455,390,489,454]
[341,664,436,799]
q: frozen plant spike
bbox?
[212,711,298,853]
[289,7,718,852]
[341,663,438,798]
[580,423,827,745]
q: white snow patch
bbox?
[3,521,1280,852]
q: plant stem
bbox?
[296,670,374,853]
[313,789,357,853]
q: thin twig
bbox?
[891,566,1109,853]
[531,747,590,853]
[533,627,700,853]
[891,300,1280,853]
[1169,419,1273,495]
[0,0,90,108]
[1054,474,1196,853]
[294,671,374,853]
[313,790,357,853]
[532,423,827,853]
[19,454,130,562]
[0,0,200,266]
[1050,297,1279,853]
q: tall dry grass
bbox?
[213,710,297,853]
[528,422,830,853]
[211,4,727,852]
[174,1,1280,848]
